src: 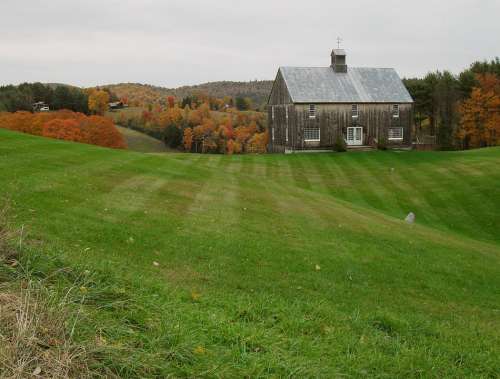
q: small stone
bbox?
[153,261,160,267]
[405,212,415,224]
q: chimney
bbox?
[331,49,347,73]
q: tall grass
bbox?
[0,207,92,378]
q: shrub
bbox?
[333,134,347,152]
[377,136,388,150]
[0,111,126,149]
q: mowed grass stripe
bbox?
[350,152,436,223]
[430,157,500,233]
[411,159,498,242]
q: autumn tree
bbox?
[88,89,110,115]
[458,74,500,149]
[167,96,176,108]
[0,110,126,149]
[183,128,193,151]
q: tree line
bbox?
[104,81,273,110]
[404,58,500,149]
[0,83,119,117]
[0,83,89,114]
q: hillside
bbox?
[104,80,273,108]
[116,125,169,153]
[0,129,499,377]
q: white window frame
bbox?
[304,127,320,142]
[285,106,289,142]
[352,104,359,119]
[308,104,316,119]
[392,104,400,118]
[388,127,403,140]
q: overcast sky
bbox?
[1,0,499,88]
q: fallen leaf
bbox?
[153,261,160,267]
[190,291,201,301]
[193,346,206,355]
[315,264,321,271]
[32,366,41,376]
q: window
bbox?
[304,127,320,141]
[388,127,403,140]
[309,104,316,119]
[285,106,289,120]
[271,106,275,120]
[352,104,359,118]
[271,127,275,141]
[392,104,400,118]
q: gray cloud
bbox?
[1,0,499,87]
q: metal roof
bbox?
[279,66,414,103]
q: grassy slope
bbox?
[0,129,499,377]
[116,126,168,153]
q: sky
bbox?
[1,0,499,88]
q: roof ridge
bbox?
[280,66,396,70]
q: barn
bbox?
[267,49,414,152]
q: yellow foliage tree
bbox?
[88,90,110,115]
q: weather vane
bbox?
[337,37,343,49]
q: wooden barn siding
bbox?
[268,70,292,105]
[268,70,293,152]
[291,103,413,149]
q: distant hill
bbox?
[103,81,273,109]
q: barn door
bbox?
[346,127,363,146]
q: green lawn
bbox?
[0,129,499,377]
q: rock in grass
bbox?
[405,212,415,224]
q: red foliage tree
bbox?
[0,110,126,149]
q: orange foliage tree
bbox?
[458,74,500,148]
[0,110,126,149]
[183,127,193,151]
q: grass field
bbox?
[116,125,168,153]
[0,129,499,377]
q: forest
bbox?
[104,81,273,111]
[0,83,89,113]
[404,57,500,149]
[111,94,268,154]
